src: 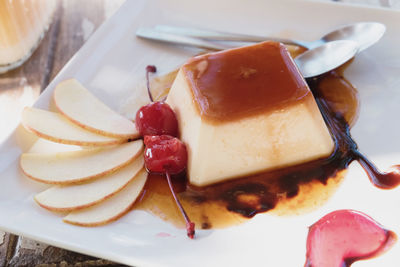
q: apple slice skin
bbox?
[63,169,148,227]
[54,79,139,139]
[305,210,396,267]
[34,156,144,212]
[22,107,126,147]
[20,140,143,185]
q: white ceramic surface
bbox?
[0,0,400,266]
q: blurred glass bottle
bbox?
[0,0,56,74]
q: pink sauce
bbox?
[305,210,396,267]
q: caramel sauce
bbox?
[183,42,310,122]
[316,66,359,127]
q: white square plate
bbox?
[1,0,400,266]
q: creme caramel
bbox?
[166,41,334,186]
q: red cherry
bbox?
[135,102,179,137]
[143,135,194,238]
[143,135,187,174]
[305,210,396,267]
[140,66,194,238]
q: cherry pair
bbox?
[135,65,195,238]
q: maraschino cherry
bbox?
[136,66,195,239]
[143,135,187,174]
[135,66,178,137]
[144,135,195,239]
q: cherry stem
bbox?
[165,172,195,239]
[146,65,157,102]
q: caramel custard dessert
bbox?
[137,42,356,228]
[167,41,334,186]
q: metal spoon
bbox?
[294,40,358,78]
[136,28,358,78]
[154,22,385,51]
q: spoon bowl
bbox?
[321,22,386,51]
[294,40,359,78]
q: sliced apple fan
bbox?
[20,79,148,226]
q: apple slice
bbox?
[34,156,144,212]
[63,169,147,226]
[21,107,126,146]
[21,140,143,184]
[54,79,139,139]
[28,138,82,154]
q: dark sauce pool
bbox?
[135,56,400,230]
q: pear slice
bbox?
[21,140,143,184]
[63,169,147,226]
[34,156,144,212]
[21,107,126,146]
[54,79,139,139]
[28,138,82,154]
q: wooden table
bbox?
[0,0,398,266]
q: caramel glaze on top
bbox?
[183,41,310,122]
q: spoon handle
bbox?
[136,28,233,50]
[154,25,308,47]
